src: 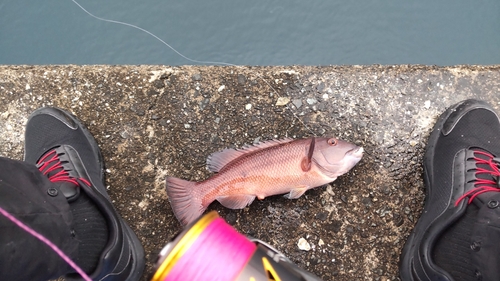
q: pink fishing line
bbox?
[0,206,91,281]
[166,217,257,281]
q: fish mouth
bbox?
[317,146,363,178]
[346,146,364,159]
[320,146,364,166]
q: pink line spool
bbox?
[152,211,257,281]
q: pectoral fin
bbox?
[284,185,310,199]
[216,195,256,209]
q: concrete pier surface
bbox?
[1,65,499,281]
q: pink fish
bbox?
[166,137,363,225]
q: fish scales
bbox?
[200,139,327,204]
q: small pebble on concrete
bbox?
[298,238,311,251]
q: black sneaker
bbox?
[24,107,145,281]
[400,99,500,281]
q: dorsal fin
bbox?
[206,138,294,172]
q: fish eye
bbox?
[328,138,338,146]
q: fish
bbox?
[166,137,363,225]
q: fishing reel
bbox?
[242,237,324,281]
[151,211,324,281]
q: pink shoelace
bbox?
[455,150,500,206]
[36,149,91,187]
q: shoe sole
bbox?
[399,99,495,281]
[27,108,145,281]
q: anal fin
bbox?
[284,185,310,199]
[216,195,256,209]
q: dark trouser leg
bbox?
[0,157,77,281]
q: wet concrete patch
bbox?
[1,65,499,280]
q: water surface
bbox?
[1,0,499,65]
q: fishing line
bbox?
[69,0,316,136]
[0,205,91,281]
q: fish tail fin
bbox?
[165,176,205,225]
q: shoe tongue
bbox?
[57,181,81,202]
[472,192,498,208]
[39,146,82,202]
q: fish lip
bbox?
[320,146,363,165]
[346,146,364,159]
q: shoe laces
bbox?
[455,150,500,206]
[37,149,91,187]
